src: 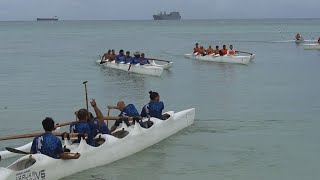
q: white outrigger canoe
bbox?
[96,60,172,77]
[303,43,320,50]
[184,54,253,65]
[0,108,195,180]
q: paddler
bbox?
[87,99,110,137]
[214,46,220,55]
[131,51,141,64]
[140,53,150,65]
[198,46,206,56]
[228,45,235,55]
[141,91,170,120]
[124,51,133,64]
[70,99,105,146]
[101,49,112,61]
[296,33,302,40]
[109,49,116,61]
[115,49,125,64]
[193,43,200,55]
[221,45,228,56]
[31,117,80,159]
[206,45,214,55]
[108,101,141,132]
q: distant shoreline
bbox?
[0,17,320,22]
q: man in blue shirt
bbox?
[108,101,141,132]
[139,53,150,65]
[86,99,110,137]
[70,110,94,147]
[131,51,141,64]
[31,117,80,159]
[115,49,125,64]
[124,51,132,64]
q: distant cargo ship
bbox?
[153,12,181,20]
[36,16,58,21]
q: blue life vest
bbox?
[140,58,150,65]
[116,55,125,63]
[141,101,164,120]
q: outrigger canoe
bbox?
[303,43,320,50]
[96,60,169,77]
[0,108,195,180]
[184,54,252,65]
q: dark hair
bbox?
[149,91,159,100]
[223,45,226,48]
[119,49,124,53]
[108,49,111,53]
[42,117,55,131]
[77,108,88,120]
[216,46,219,48]
[126,51,130,54]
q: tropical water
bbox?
[1,19,320,180]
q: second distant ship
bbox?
[153,12,181,20]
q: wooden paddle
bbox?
[106,109,110,127]
[83,81,90,120]
[0,132,86,141]
[147,58,172,63]
[128,63,132,72]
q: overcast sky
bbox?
[0,0,319,21]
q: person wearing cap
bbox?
[31,117,80,159]
[131,51,141,64]
[107,101,141,132]
[206,45,214,55]
[228,45,235,55]
[141,91,169,120]
[124,51,133,64]
[115,49,125,64]
[139,53,150,65]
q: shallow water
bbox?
[1,19,320,180]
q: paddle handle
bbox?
[107,109,110,127]
[236,51,253,55]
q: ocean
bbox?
[0,19,320,180]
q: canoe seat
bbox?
[112,128,129,139]
[143,121,154,128]
[95,135,106,147]
[8,155,36,171]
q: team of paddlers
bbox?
[28,91,166,160]
[193,43,237,56]
[101,49,150,65]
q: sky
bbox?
[0,0,319,21]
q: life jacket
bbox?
[207,48,214,54]
[228,50,235,55]
[214,49,220,55]
[221,49,228,55]
[198,48,206,54]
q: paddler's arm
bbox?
[90,99,104,126]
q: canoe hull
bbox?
[0,108,195,180]
[184,54,251,65]
[303,43,320,50]
[96,60,164,76]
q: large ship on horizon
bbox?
[153,12,181,20]
[36,16,58,21]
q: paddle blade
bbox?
[5,147,30,155]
